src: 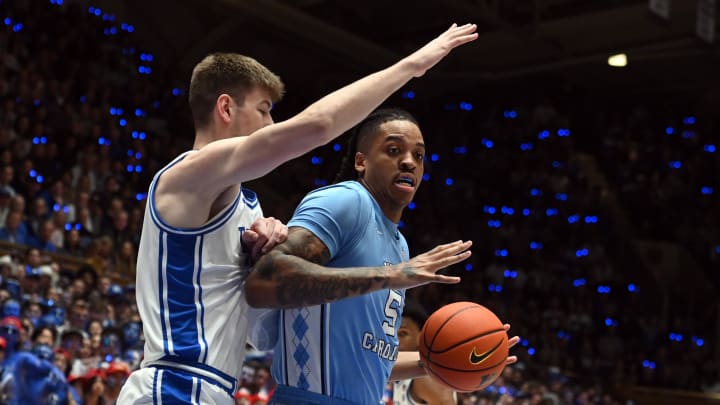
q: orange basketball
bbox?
[418,301,508,392]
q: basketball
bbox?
[418,301,509,392]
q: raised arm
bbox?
[165,24,478,196]
[245,227,471,308]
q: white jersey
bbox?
[392,379,420,405]
[392,378,457,405]
[135,151,262,394]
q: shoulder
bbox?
[299,181,372,209]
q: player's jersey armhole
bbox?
[148,152,243,236]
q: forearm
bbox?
[246,251,394,308]
[389,351,426,381]
[298,59,419,144]
[200,60,419,187]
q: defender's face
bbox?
[230,86,274,137]
[356,120,425,219]
[397,317,421,351]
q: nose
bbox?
[399,152,416,171]
[265,114,274,126]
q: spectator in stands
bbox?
[0,211,28,245]
[29,220,59,253]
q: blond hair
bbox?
[189,53,284,130]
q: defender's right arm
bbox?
[159,24,478,206]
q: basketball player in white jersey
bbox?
[118,23,481,404]
[393,302,456,405]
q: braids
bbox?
[333,130,360,183]
[333,108,419,183]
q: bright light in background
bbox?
[608,53,628,67]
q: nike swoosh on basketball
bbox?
[469,338,504,365]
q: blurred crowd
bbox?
[0,1,717,404]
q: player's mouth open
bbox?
[394,175,415,191]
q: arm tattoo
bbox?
[254,227,391,307]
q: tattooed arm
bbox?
[245,227,472,309]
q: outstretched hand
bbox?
[406,23,478,78]
[389,240,471,289]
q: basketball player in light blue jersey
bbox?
[248,109,518,404]
[119,24,481,404]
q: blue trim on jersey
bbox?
[165,233,203,360]
[148,152,243,235]
[197,235,209,363]
[241,187,259,209]
[158,230,169,356]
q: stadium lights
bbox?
[608,53,628,67]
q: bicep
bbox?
[275,227,331,265]
[163,117,329,195]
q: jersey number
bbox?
[381,290,403,337]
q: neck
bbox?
[193,127,224,150]
[357,179,403,223]
[193,132,211,150]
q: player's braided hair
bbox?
[333,108,419,183]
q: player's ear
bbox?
[354,152,366,177]
[216,94,233,124]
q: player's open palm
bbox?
[390,240,471,289]
[407,23,478,77]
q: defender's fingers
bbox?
[451,33,479,47]
[252,235,269,259]
[242,230,259,244]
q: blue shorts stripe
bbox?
[152,368,159,405]
[160,367,196,403]
[194,377,201,404]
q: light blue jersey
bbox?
[272,181,409,405]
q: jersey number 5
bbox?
[381,290,403,337]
